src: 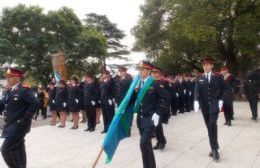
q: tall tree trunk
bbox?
[225,18,239,76]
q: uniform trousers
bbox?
[202,112,219,150]
[1,136,26,168]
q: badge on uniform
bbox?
[135,87,140,92]
[14,94,19,101]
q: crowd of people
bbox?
[0,58,258,168]
[29,61,242,151]
[33,66,201,131]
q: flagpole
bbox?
[92,147,104,168]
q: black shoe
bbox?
[209,150,213,157]
[70,126,78,130]
[153,142,160,150]
[89,128,95,132]
[127,129,131,137]
[80,120,86,123]
[251,116,257,120]
[58,125,65,128]
[212,150,220,161]
[224,122,228,125]
[84,128,90,131]
[101,130,107,134]
[228,120,232,126]
[159,143,166,150]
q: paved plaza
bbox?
[0,102,259,168]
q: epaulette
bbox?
[159,84,165,88]
[126,73,132,79]
[213,72,221,76]
[154,79,161,83]
[226,75,232,81]
[196,73,203,77]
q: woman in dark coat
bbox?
[48,82,57,125]
[54,80,68,128]
[68,76,81,129]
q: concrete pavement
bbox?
[0,102,259,168]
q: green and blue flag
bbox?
[102,75,154,163]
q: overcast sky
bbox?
[0,0,146,64]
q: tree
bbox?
[0,4,50,82]
[132,0,260,76]
[84,13,129,68]
[45,7,107,76]
[71,26,107,76]
[0,5,108,83]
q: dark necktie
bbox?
[5,89,11,101]
[207,74,210,83]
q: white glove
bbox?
[108,99,113,106]
[75,99,79,103]
[176,93,179,97]
[184,89,186,94]
[218,100,223,111]
[152,113,160,127]
[194,101,199,113]
[189,92,192,96]
[52,100,55,103]
[98,100,101,104]
[91,101,96,106]
[63,102,67,107]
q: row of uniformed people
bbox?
[0,62,240,168]
[45,64,237,134]
[168,75,196,115]
[45,66,133,133]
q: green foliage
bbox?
[84,13,129,61]
[77,27,107,59]
[132,0,260,75]
[0,5,108,84]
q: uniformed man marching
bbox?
[220,66,236,126]
[177,75,185,113]
[194,57,225,161]
[0,68,38,168]
[243,68,260,120]
[83,73,99,132]
[168,76,179,116]
[99,70,115,134]
[135,61,170,168]
[183,74,192,112]
[114,65,132,106]
[114,66,133,136]
[151,66,170,150]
